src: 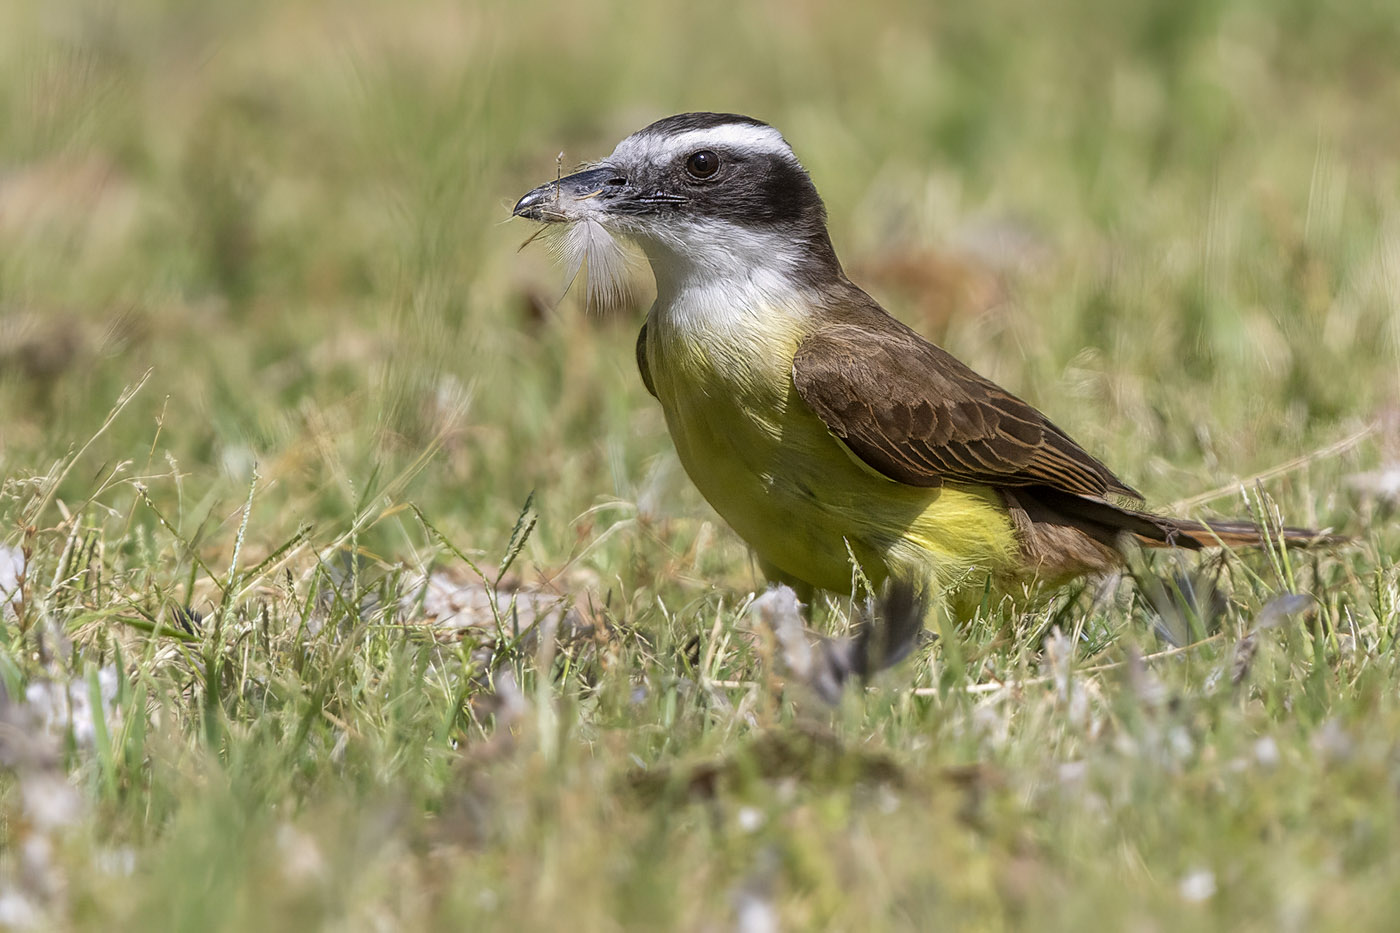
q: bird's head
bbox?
[513,113,840,297]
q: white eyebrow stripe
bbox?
[610,123,795,164]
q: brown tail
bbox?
[1133,514,1340,550]
[1022,487,1342,551]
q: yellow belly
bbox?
[645,310,1020,597]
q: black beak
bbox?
[512,167,627,222]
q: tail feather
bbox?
[1023,486,1342,552]
[1134,515,1341,550]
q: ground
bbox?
[1,0,1399,928]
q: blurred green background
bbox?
[3,0,1394,559]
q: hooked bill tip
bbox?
[512,187,547,219]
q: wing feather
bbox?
[636,321,657,398]
[791,305,1140,500]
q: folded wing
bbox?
[791,311,1140,500]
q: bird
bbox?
[513,112,1331,627]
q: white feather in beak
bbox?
[546,217,632,312]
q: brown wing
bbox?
[792,309,1140,500]
[636,320,656,398]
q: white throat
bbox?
[633,219,817,333]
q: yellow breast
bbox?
[644,301,1020,597]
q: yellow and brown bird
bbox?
[514,112,1329,630]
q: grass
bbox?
[1,0,1399,928]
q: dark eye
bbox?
[686,150,720,179]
